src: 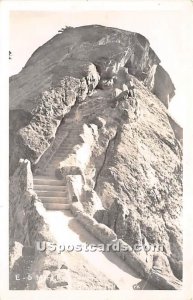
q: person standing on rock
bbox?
[127,77,135,98]
[122,69,135,98]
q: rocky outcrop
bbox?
[167,112,183,144]
[93,78,182,280]
[9,160,119,290]
[56,123,98,180]
[9,159,70,289]
[71,202,181,289]
[9,25,182,290]
[10,25,175,175]
[153,65,175,108]
[10,63,99,174]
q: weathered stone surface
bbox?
[10,25,175,175]
[167,112,183,145]
[71,203,181,289]
[81,189,104,215]
[9,160,70,290]
[153,65,175,108]
[149,269,182,290]
[70,202,84,216]
[66,174,84,202]
[9,25,182,290]
[114,90,140,122]
[93,78,182,280]
[152,253,173,276]
[76,212,97,228]
[46,270,70,289]
[92,223,117,244]
[10,77,89,172]
[91,116,106,129]
[57,123,98,180]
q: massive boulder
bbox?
[10,60,99,173]
[93,78,182,279]
[10,25,176,174]
[9,25,182,287]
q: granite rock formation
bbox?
[10,25,176,173]
[9,25,182,289]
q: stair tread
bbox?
[58,145,77,149]
[43,202,70,205]
[36,191,67,195]
[34,185,66,191]
[53,154,68,157]
[34,176,62,180]
[40,196,68,199]
[34,177,63,181]
[40,197,70,203]
[43,203,71,210]
[34,178,65,185]
[34,183,66,187]
[43,172,57,175]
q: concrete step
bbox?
[35,190,68,197]
[34,177,65,186]
[34,184,66,191]
[40,196,70,203]
[43,203,71,210]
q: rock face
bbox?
[10,25,176,173]
[9,25,182,289]
[91,77,182,280]
[9,160,70,290]
[10,62,99,173]
[153,65,175,108]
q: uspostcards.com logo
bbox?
[35,241,164,254]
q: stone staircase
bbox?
[33,124,81,211]
[42,125,83,177]
[33,176,71,210]
[33,89,111,211]
[79,92,112,118]
[33,120,84,211]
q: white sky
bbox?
[9,5,193,126]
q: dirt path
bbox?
[45,210,154,290]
